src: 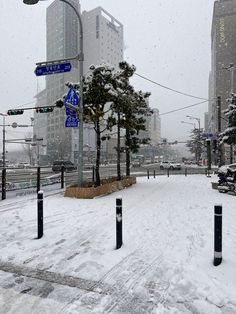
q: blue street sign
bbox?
[65,86,80,127]
[65,116,79,128]
[207,133,214,138]
[35,62,72,76]
[64,86,80,107]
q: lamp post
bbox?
[181,121,196,128]
[186,115,201,164]
[23,0,84,186]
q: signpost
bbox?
[203,133,214,140]
[35,62,71,76]
[64,86,80,128]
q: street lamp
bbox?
[181,121,196,128]
[23,0,84,186]
[186,115,201,164]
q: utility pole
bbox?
[186,115,201,164]
[206,139,211,170]
[217,96,225,166]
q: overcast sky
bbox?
[0,0,215,151]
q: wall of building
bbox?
[83,6,124,74]
[211,0,236,132]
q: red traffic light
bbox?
[35,107,54,113]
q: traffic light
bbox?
[35,107,54,113]
[7,109,24,115]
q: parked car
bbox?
[160,161,181,170]
[52,160,76,172]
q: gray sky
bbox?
[0,0,215,151]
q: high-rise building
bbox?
[83,7,123,73]
[36,0,81,162]
[34,0,124,164]
[210,0,236,134]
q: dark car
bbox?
[52,160,76,172]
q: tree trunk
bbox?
[126,129,131,176]
[117,111,121,180]
[95,122,101,186]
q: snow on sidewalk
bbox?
[0,175,236,313]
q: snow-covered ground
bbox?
[0,174,236,313]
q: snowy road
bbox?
[0,175,236,313]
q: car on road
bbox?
[52,160,76,172]
[160,161,181,170]
[131,160,141,167]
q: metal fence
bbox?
[0,164,216,200]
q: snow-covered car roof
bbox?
[218,163,236,174]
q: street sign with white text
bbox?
[35,62,72,76]
[65,116,79,128]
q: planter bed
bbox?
[64,176,136,199]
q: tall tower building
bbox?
[45,0,80,161]
[210,0,236,134]
[34,1,124,164]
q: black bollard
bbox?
[185,168,187,177]
[61,166,65,189]
[1,168,6,200]
[214,204,222,266]
[37,167,41,193]
[154,170,156,179]
[167,168,169,177]
[147,170,149,179]
[116,198,123,249]
[37,191,44,239]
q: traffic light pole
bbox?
[7,105,56,115]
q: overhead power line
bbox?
[160,100,208,116]
[135,72,209,101]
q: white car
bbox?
[160,161,181,170]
